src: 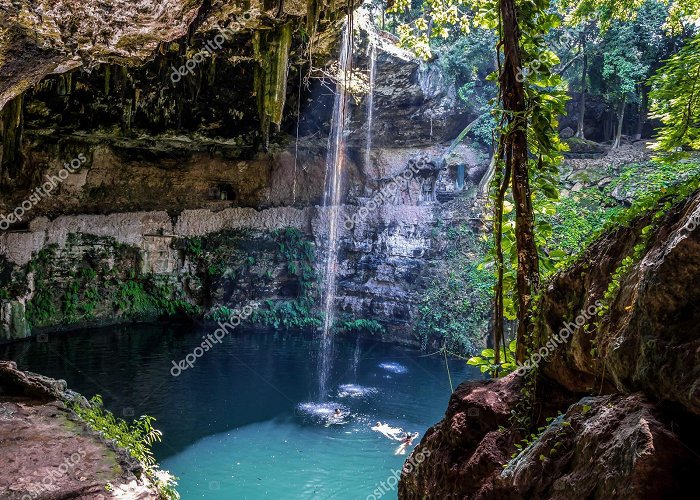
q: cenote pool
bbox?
[0,323,480,499]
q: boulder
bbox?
[559,127,575,139]
[0,361,160,499]
[400,188,700,499]
[540,189,700,415]
[493,394,699,499]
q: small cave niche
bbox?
[0,220,30,232]
[208,183,236,201]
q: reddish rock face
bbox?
[494,393,698,500]
[398,377,514,499]
[400,191,700,499]
[399,374,574,499]
[400,376,699,500]
[0,361,159,499]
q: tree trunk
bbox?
[499,0,539,363]
[492,138,509,367]
[605,111,614,142]
[575,50,587,139]
[612,98,625,149]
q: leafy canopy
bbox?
[649,34,700,151]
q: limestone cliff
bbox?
[0,4,488,345]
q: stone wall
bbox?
[0,190,484,346]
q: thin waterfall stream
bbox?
[365,42,377,169]
[319,20,353,398]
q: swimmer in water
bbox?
[371,422,404,441]
[395,432,419,455]
[324,408,346,427]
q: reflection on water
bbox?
[1,323,481,499]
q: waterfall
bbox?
[365,42,377,169]
[319,22,352,398]
[352,335,361,378]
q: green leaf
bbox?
[467,356,486,366]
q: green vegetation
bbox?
[0,255,23,300]
[337,318,386,336]
[389,0,698,372]
[189,227,322,330]
[23,235,199,329]
[251,299,322,330]
[71,395,179,499]
[649,34,700,152]
[467,338,518,375]
[249,228,322,330]
[543,159,700,260]
[416,220,493,353]
[504,410,569,468]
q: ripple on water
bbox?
[378,362,408,374]
[337,384,378,398]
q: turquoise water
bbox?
[1,323,479,499]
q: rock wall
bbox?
[0,361,161,499]
[0,188,486,346]
[399,189,700,498]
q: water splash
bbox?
[365,42,377,169]
[378,362,408,374]
[319,22,353,398]
[337,384,378,398]
[296,402,350,426]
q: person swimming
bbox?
[403,432,418,444]
[324,407,348,427]
[395,432,419,455]
[371,422,405,441]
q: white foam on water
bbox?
[378,362,408,374]
[337,384,378,398]
[296,402,351,425]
